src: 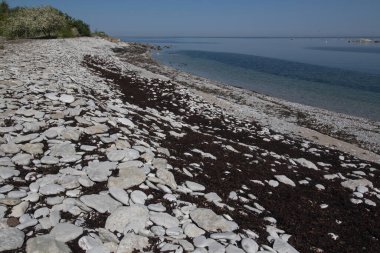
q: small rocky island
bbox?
[0,37,379,253]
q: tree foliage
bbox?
[0,2,91,39]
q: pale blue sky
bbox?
[8,0,380,37]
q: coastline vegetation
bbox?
[0,0,91,39]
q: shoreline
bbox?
[112,42,380,163]
[0,37,379,253]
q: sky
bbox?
[7,0,380,37]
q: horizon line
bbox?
[114,35,380,39]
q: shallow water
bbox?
[120,37,380,121]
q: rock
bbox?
[10,201,29,217]
[226,245,245,253]
[86,161,117,182]
[84,124,109,135]
[50,223,83,242]
[204,192,222,202]
[179,240,195,252]
[274,175,296,187]
[184,223,205,238]
[130,190,147,205]
[152,158,167,170]
[61,128,81,141]
[147,203,166,212]
[105,205,149,233]
[190,208,238,232]
[0,228,25,251]
[13,134,39,144]
[59,94,75,104]
[41,156,59,165]
[20,143,44,155]
[0,143,20,154]
[26,235,72,253]
[151,226,165,236]
[117,118,135,129]
[80,194,121,213]
[116,233,149,253]
[0,167,20,179]
[273,238,299,253]
[107,150,127,162]
[150,212,180,228]
[268,180,279,187]
[39,184,65,195]
[0,198,22,206]
[156,168,177,189]
[341,179,373,191]
[78,236,103,251]
[50,143,76,158]
[122,149,140,161]
[241,238,259,253]
[208,240,225,253]
[109,187,129,205]
[108,167,146,189]
[294,158,318,170]
[12,153,33,166]
[186,181,205,191]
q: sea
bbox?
[119,37,380,121]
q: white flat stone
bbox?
[109,187,129,205]
[0,228,25,251]
[80,194,121,213]
[241,238,259,253]
[50,223,83,242]
[41,156,60,165]
[156,168,177,189]
[116,233,148,253]
[39,184,65,195]
[107,150,127,162]
[274,175,296,187]
[186,181,205,191]
[86,161,117,182]
[130,190,147,205]
[183,223,205,238]
[26,235,71,253]
[190,208,238,232]
[0,143,20,154]
[294,158,318,170]
[59,94,75,104]
[108,167,146,189]
[105,205,148,233]
[12,153,33,166]
[117,118,135,129]
[150,212,180,229]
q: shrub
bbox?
[2,6,66,39]
[70,19,91,36]
[0,3,91,39]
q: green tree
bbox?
[2,6,66,39]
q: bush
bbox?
[69,19,91,36]
[0,3,91,39]
[2,6,66,39]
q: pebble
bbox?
[80,194,121,213]
[105,205,148,233]
[190,208,238,232]
[274,175,296,187]
[0,228,25,251]
[130,190,147,204]
[26,235,71,253]
[150,212,180,228]
[50,223,83,242]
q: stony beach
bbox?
[0,37,379,253]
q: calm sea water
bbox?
[120,37,380,121]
